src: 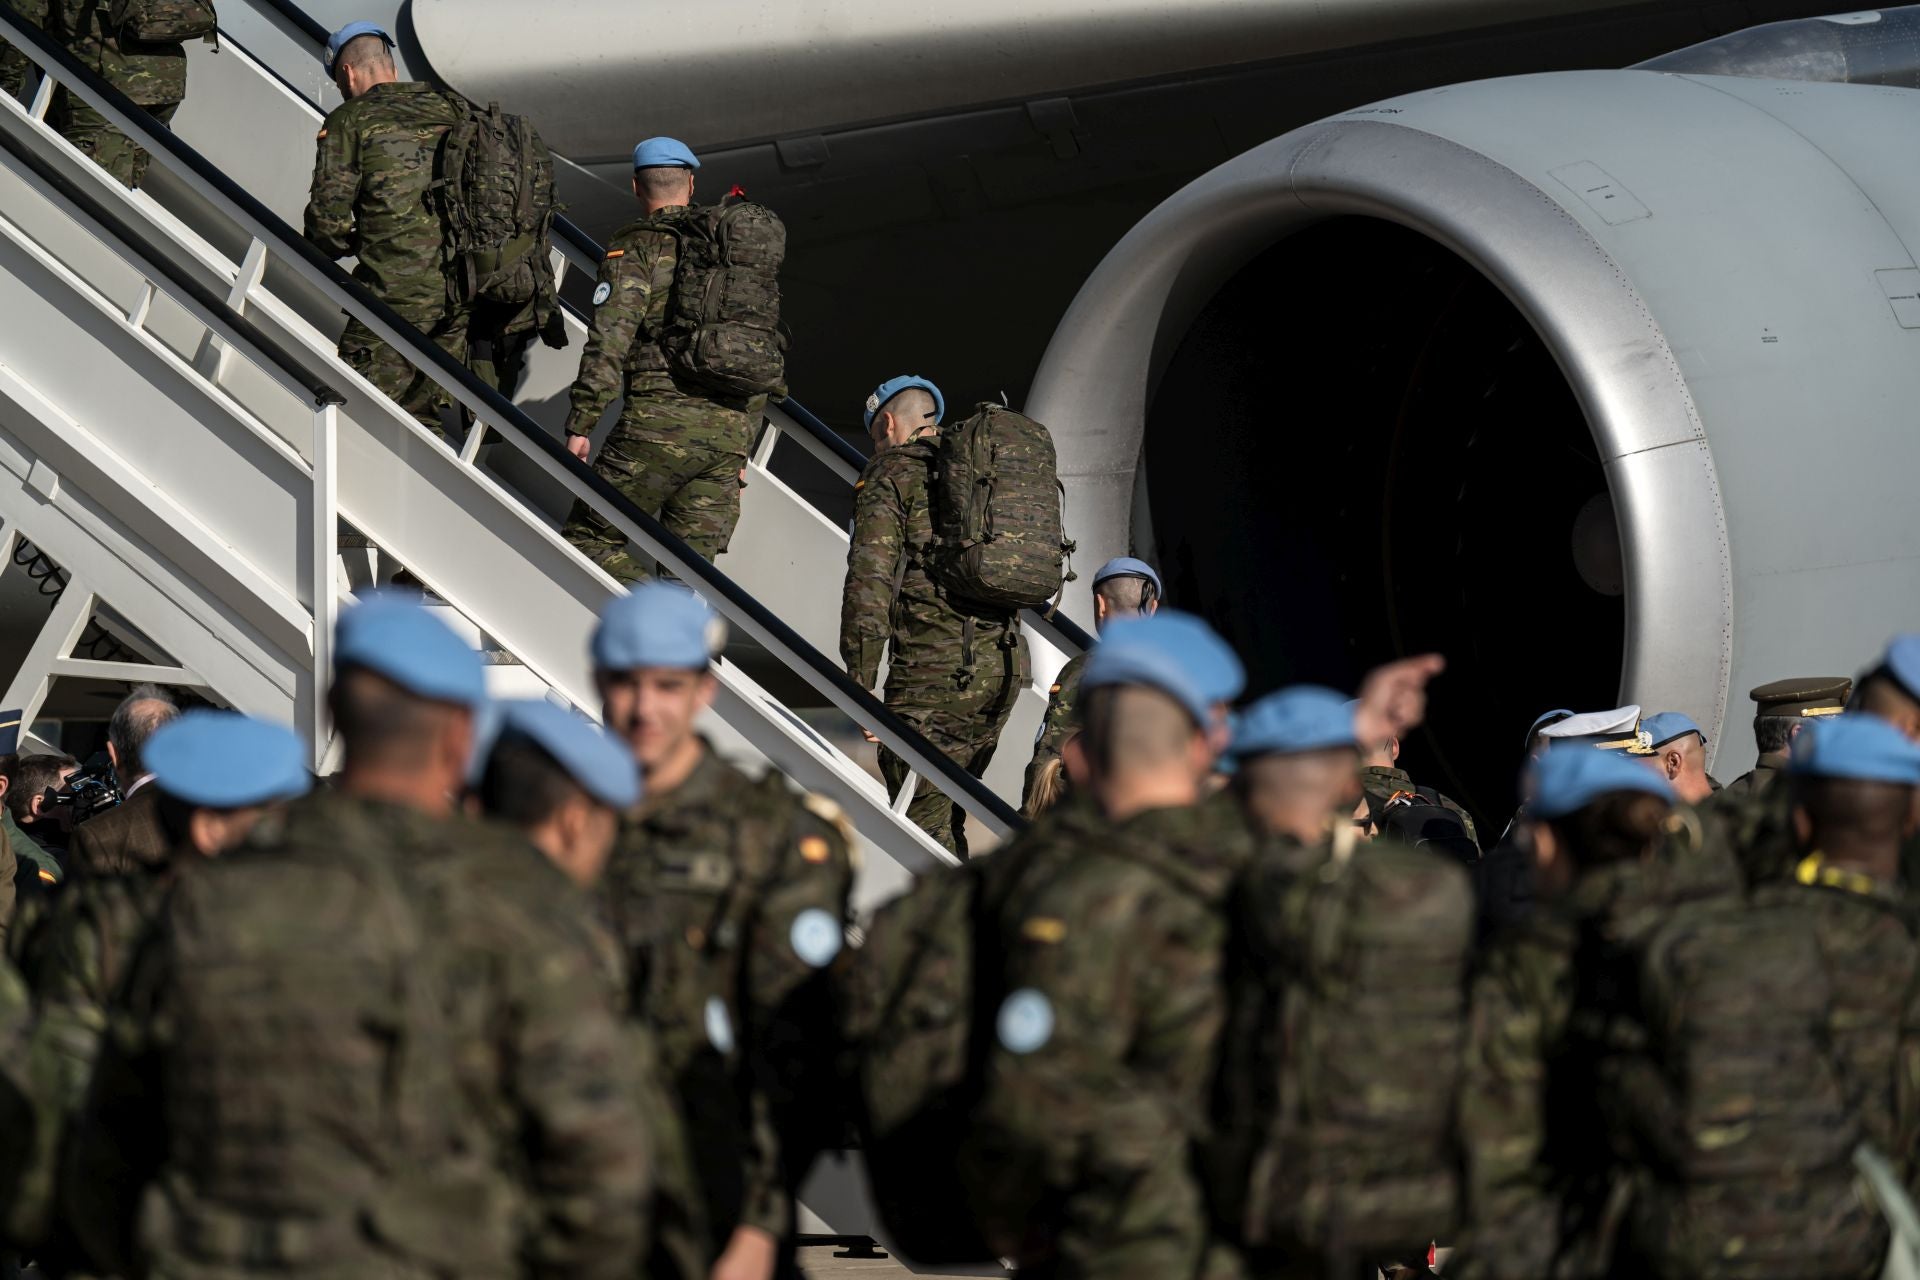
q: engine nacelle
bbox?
[1029,62,1920,814]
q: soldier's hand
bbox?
[565,434,591,462]
[708,1225,776,1280]
[1353,653,1446,746]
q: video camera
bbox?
[52,756,122,826]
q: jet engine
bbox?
[1028,10,1920,817]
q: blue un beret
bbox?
[1528,747,1673,820]
[325,21,394,76]
[1230,687,1356,759]
[496,700,641,810]
[147,711,311,810]
[1641,711,1706,750]
[1877,634,1920,702]
[592,583,722,672]
[1091,557,1162,599]
[1081,610,1243,726]
[1790,714,1920,786]
[863,376,945,431]
[633,137,700,171]
[335,593,488,708]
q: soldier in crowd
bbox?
[841,375,1025,855]
[1638,710,1717,803]
[67,682,177,877]
[591,583,852,1280]
[1722,677,1849,796]
[305,21,465,433]
[961,611,1247,1279]
[66,596,641,1280]
[0,757,58,905]
[0,0,47,103]
[49,0,208,188]
[562,137,759,577]
[1022,555,1161,816]
[1354,700,1479,853]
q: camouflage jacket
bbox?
[597,743,853,1253]
[399,817,651,1280]
[1023,650,1087,810]
[0,0,51,101]
[965,801,1251,1279]
[840,435,1014,699]
[1450,836,1741,1280]
[52,0,187,106]
[564,208,689,436]
[1359,764,1480,849]
[305,81,463,316]
[0,953,39,1243]
[65,791,517,1280]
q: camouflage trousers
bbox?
[0,41,30,102]
[55,93,178,189]
[340,306,469,437]
[562,391,756,581]
[878,635,1027,858]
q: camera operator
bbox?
[68,684,178,878]
[9,753,78,872]
[0,752,63,901]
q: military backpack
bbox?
[107,0,216,43]
[434,99,562,336]
[1614,894,1883,1279]
[661,193,787,400]
[927,404,1074,613]
[1367,787,1479,869]
[1212,830,1474,1264]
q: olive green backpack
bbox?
[662,194,788,400]
[107,0,216,43]
[928,404,1074,613]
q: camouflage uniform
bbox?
[305,81,467,434]
[64,792,517,1280]
[1359,764,1480,848]
[1022,650,1085,816]
[841,436,1026,856]
[0,0,48,103]
[961,802,1249,1280]
[597,744,853,1277]
[396,815,651,1280]
[1450,828,1743,1280]
[49,0,191,188]
[562,208,758,576]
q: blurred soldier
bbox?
[841,375,1025,855]
[1860,637,1920,740]
[66,597,636,1280]
[1354,698,1479,854]
[1021,556,1160,816]
[1639,710,1717,803]
[49,0,210,188]
[960,611,1247,1280]
[67,682,178,877]
[592,583,852,1280]
[1451,749,1685,1280]
[0,0,47,102]
[475,699,707,1280]
[305,22,465,433]
[1722,677,1849,797]
[562,137,759,576]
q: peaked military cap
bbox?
[1090,556,1162,599]
[147,711,311,809]
[632,137,700,170]
[1789,714,1920,786]
[496,700,641,810]
[1230,686,1355,759]
[1750,676,1850,720]
[1529,745,1673,820]
[1641,711,1706,750]
[335,592,488,709]
[863,375,945,430]
[592,582,725,671]
[325,20,394,76]
[1082,610,1243,726]
[1537,705,1648,753]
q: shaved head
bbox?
[635,166,694,205]
[328,666,465,769]
[1236,747,1360,842]
[337,33,392,76]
